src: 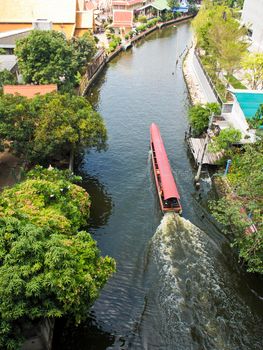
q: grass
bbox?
[226,74,247,89]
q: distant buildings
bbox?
[0,0,95,39]
[241,0,263,52]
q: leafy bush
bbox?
[128,30,134,39]
[210,141,263,274]
[138,15,147,23]
[125,34,129,40]
[0,69,17,88]
[188,102,221,136]
[209,128,242,152]
[136,24,147,32]
[0,167,116,349]
[147,18,158,28]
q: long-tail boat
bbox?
[150,123,182,214]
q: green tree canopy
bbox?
[0,69,17,88]
[208,7,248,76]
[15,30,78,87]
[188,102,221,135]
[15,30,97,89]
[241,52,263,90]
[0,92,107,169]
[0,167,115,349]
[70,31,97,72]
[167,0,179,9]
[192,1,248,76]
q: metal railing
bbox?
[79,49,107,96]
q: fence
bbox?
[194,50,223,106]
[79,49,107,96]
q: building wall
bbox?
[241,0,263,52]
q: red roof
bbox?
[85,1,95,10]
[150,123,180,200]
[128,0,144,5]
[112,0,143,5]
[3,84,57,98]
[112,10,133,28]
[112,0,128,5]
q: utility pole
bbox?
[194,113,214,187]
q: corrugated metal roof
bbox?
[0,55,17,71]
[232,90,263,119]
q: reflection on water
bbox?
[79,171,113,231]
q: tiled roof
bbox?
[3,84,57,98]
[112,0,128,5]
[85,1,95,10]
[112,10,133,28]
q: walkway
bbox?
[183,44,218,104]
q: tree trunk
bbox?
[69,145,75,172]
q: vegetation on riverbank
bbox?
[188,102,220,135]
[192,0,248,99]
[210,140,263,274]
[0,92,107,170]
[189,0,263,276]
[0,166,116,349]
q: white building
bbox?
[241,0,263,52]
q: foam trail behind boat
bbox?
[150,213,262,350]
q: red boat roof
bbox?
[150,123,180,200]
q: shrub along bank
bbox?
[210,140,263,274]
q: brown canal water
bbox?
[53,23,263,350]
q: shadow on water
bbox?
[52,312,115,350]
[78,170,113,232]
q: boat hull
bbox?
[150,123,182,214]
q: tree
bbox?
[0,69,17,88]
[0,167,116,349]
[70,31,97,73]
[192,2,248,77]
[0,94,34,159]
[209,128,242,152]
[192,0,216,52]
[15,30,79,87]
[207,6,248,77]
[188,102,221,135]
[167,0,179,10]
[33,93,107,170]
[0,93,107,170]
[241,52,263,90]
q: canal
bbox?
[53,23,263,349]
